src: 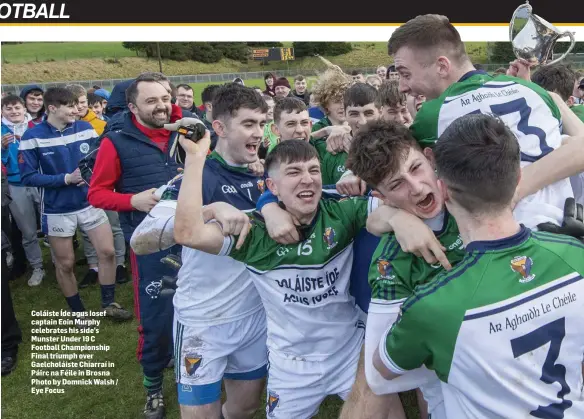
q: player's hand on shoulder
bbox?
[248,159,265,177]
[336,173,367,196]
[262,202,301,245]
[390,210,452,270]
[207,202,251,248]
[537,198,584,241]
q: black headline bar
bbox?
[0,0,579,24]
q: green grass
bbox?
[1,42,135,64]
[1,240,420,419]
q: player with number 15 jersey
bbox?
[411,71,573,229]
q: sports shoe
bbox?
[79,269,98,288]
[28,268,45,286]
[116,265,129,284]
[1,356,17,376]
[104,302,133,322]
[144,391,165,419]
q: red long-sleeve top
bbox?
[88,106,182,212]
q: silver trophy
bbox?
[509,1,576,66]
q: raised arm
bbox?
[173,132,248,254]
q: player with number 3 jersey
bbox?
[374,113,584,419]
[388,14,580,231]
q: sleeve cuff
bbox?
[218,234,234,257]
[118,194,135,212]
[378,326,409,376]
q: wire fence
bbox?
[1,63,520,94]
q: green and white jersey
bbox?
[381,226,584,418]
[219,196,379,360]
[411,71,572,229]
[313,139,347,185]
[369,211,465,310]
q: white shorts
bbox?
[42,206,108,237]
[265,326,364,419]
[174,308,268,406]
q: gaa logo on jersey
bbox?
[266,390,280,416]
[184,353,203,376]
[79,142,90,154]
[323,227,337,249]
[510,256,535,283]
[257,179,265,193]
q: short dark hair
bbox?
[212,84,268,121]
[274,97,307,124]
[87,93,103,106]
[344,83,379,110]
[265,139,319,176]
[531,64,576,102]
[176,84,193,92]
[388,14,468,65]
[434,114,520,214]
[1,94,25,109]
[125,73,170,106]
[43,87,78,108]
[346,119,420,187]
[294,75,306,82]
[24,88,43,98]
[351,70,361,76]
[378,80,407,108]
[201,84,221,104]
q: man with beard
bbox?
[130,84,269,419]
[88,73,184,419]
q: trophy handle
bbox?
[546,31,576,66]
[509,1,532,42]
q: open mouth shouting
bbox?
[297,190,316,202]
[416,192,437,214]
[245,142,259,154]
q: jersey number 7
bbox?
[510,317,572,418]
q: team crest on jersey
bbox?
[266,390,279,416]
[510,256,535,283]
[184,353,202,376]
[79,142,90,154]
[377,258,394,279]
[323,227,337,249]
[257,179,265,193]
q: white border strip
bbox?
[0,25,582,42]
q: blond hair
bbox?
[310,67,352,111]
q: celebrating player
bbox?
[172,129,388,418]
[373,113,584,418]
[131,84,269,419]
[389,14,580,233]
